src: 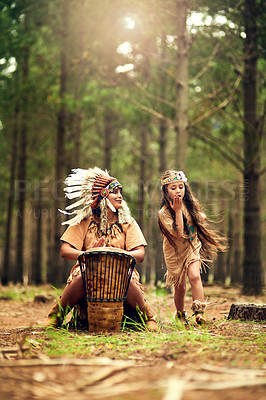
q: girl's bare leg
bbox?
[174,279,186,316]
[187,261,204,302]
[187,261,206,323]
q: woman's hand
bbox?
[60,237,106,261]
[92,237,105,248]
[60,242,84,261]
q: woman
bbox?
[46,167,158,332]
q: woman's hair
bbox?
[92,207,119,220]
[92,207,101,218]
[158,170,227,260]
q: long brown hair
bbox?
[158,170,227,260]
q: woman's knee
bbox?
[126,279,144,308]
[128,278,139,291]
[72,273,84,287]
[128,279,143,298]
[67,274,85,299]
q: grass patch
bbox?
[28,318,214,361]
[2,284,265,369]
[28,322,265,368]
[0,284,58,302]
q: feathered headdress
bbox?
[59,167,133,232]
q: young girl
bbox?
[46,167,158,332]
[158,170,226,324]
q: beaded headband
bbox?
[161,171,188,186]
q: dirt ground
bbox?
[0,284,265,400]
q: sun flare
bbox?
[124,16,135,30]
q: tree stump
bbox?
[228,303,266,322]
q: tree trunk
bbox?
[73,113,82,167]
[175,0,189,170]
[73,0,85,167]
[138,38,150,231]
[154,226,165,286]
[145,199,153,284]
[48,0,69,284]
[231,183,242,285]
[242,0,262,295]
[31,199,43,284]
[214,197,226,284]
[15,48,29,284]
[159,117,167,174]
[1,104,19,285]
[137,123,148,283]
[226,205,234,283]
[159,32,167,174]
[155,32,168,286]
[138,124,148,229]
[103,110,112,171]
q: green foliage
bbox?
[31,320,208,359]
[25,315,266,367]
[0,284,57,302]
[2,285,265,367]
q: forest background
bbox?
[0,0,265,295]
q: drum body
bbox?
[78,247,136,333]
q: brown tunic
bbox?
[60,216,147,283]
[158,205,202,287]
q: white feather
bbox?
[58,209,69,215]
[65,198,84,210]
[118,200,133,224]
[59,166,117,226]
[65,191,82,199]
[64,186,82,193]
[106,198,116,212]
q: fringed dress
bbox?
[158,204,203,287]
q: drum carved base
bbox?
[68,300,145,332]
[87,302,123,333]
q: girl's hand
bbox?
[92,237,105,248]
[170,195,183,213]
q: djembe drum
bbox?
[78,247,136,333]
